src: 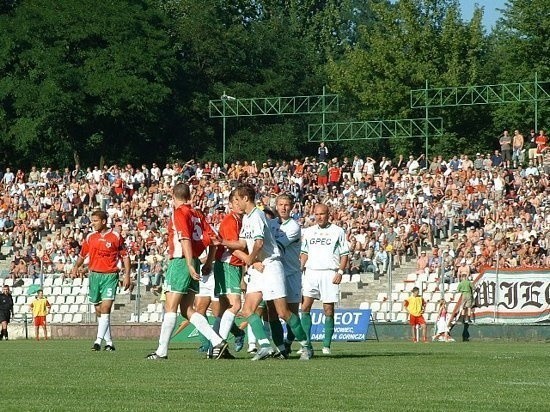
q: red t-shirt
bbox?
[328,166,341,183]
[168,204,214,259]
[215,212,244,266]
[79,229,127,273]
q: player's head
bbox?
[173,183,191,202]
[276,194,294,220]
[412,287,419,296]
[2,285,9,294]
[314,203,330,227]
[228,190,243,215]
[37,289,44,298]
[90,210,108,232]
[233,184,256,212]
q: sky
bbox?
[459,0,507,29]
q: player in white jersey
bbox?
[300,203,349,355]
[219,185,312,360]
[268,194,302,355]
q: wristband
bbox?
[337,269,344,275]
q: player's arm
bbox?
[221,238,247,251]
[245,238,263,267]
[181,238,200,280]
[300,234,309,272]
[121,254,131,290]
[334,230,350,284]
[202,245,216,276]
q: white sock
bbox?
[103,314,112,346]
[213,317,221,334]
[190,312,222,347]
[96,314,109,344]
[219,311,236,340]
[156,312,177,357]
[247,324,256,345]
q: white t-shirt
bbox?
[240,207,280,263]
[269,217,301,275]
[301,223,349,270]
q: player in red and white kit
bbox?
[146,183,229,360]
[72,210,131,351]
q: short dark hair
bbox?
[91,210,108,221]
[412,287,419,293]
[235,184,255,203]
[173,183,191,201]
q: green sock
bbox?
[323,316,335,348]
[285,312,306,344]
[247,313,270,347]
[269,320,284,348]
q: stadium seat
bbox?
[55,295,65,304]
[72,313,83,323]
[50,304,60,313]
[426,282,438,293]
[23,278,33,287]
[43,278,53,287]
[42,287,53,296]
[375,312,386,321]
[376,292,388,301]
[13,286,23,295]
[59,304,69,313]
[69,304,79,313]
[62,313,73,323]
[79,304,90,313]
[449,283,458,292]
[52,286,62,295]
[392,302,403,312]
[399,292,409,302]
[65,295,75,305]
[390,292,399,301]
[75,295,85,304]
[370,302,381,312]
[46,314,53,323]
[406,273,417,282]
[448,302,457,312]
[139,313,150,322]
[13,304,21,313]
[359,302,370,310]
[155,303,164,313]
[53,277,63,286]
[425,302,436,313]
[15,295,26,304]
[396,312,408,323]
[351,274,361,283]
[394,282,405,292]
[404,282,415,292]
[149,312,160,322]
[53,313,63,323]
[128,313,137,323]
[147,303,156,313]
[444,292,455,302]
[61,286,72,295]
[32,278,41,285]
[428,273,439,283]
[4,279,13,287]
[82,278,89,287]
[72,278,82,287]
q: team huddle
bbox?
[75,183,349,360]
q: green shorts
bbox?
[88,272,119,305]
[164,258,199,294]
[214,261,243,296]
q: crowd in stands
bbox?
[1,128,549,290]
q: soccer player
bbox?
[72,210,131,351]
[146,183,229,360]
[213,191,246,355]
[300,203,349,355]
[0,285,14,340]
[219,184,312,360]
[29,289,51,341]
[404,287,427,342]
[268,194,302,356]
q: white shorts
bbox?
[303,269,339,303]
[285,271,302,304]
[196,272,218,301]
[246,260,286,301]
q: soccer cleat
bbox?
[271,350,289,360]
[145,352,168,360]
[220,349,236,359]
[91,343,101,351]
[322,347,331,355]
[247,346,257,355]
[299,347,313,361]
[251,346,274,361]
[212,340,229,360]
[296,347,304,355]
[104,345,116,351]
[234,331,245,352]
[284,340,292,355]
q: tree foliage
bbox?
[0,0,547,167]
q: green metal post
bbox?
[425,80,429,162]
[535,72,538,132]
[222,92,227,165]
[322,86,326,142]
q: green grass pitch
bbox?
[1,339,549,411]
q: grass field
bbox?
[1,339,549,411]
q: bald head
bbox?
[314,203,329,227]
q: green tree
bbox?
[0,0,178,167]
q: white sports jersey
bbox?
[301,223,349,270]
[269,217,301,275]
[240,207,280,263]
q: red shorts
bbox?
[317,176,328,186]
[34,316,46,327]
[409,314,426,326]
